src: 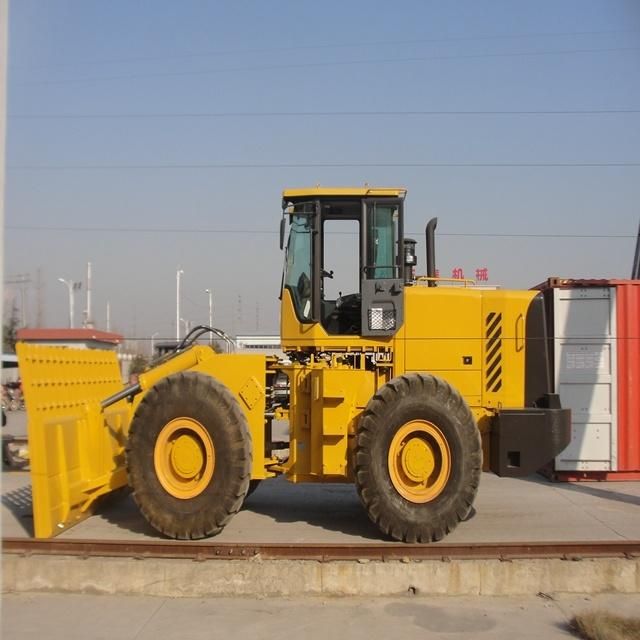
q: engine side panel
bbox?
[400,287,483,404]
[398,286,538,411]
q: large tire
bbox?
[355,374,482,543]
[126,371,252,539]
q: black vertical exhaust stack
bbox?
[425,217,438,287]
[632,219,640,280]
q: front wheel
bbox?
[126,372,252,539]
[354,374,482,543]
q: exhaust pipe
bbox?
[632,219,640,280]
[425,217,438,287]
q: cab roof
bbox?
[282,186,406,200]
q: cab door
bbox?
[360,199,404,337]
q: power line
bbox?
[12,28,637,72]
[9,109,640,120]
[16,46,640,86]
[8,161,640,170]
[5,225,635,239]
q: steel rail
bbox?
[2,538,639,561]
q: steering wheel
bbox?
[297,272,311,298]
[296,272,312,318]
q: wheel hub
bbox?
[170,434,204,478]
[400,437,436,482]
[154,418,215,499]
[388,419,451,503]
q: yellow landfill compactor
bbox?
[18,187,571,542]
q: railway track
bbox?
[3,538,639,561]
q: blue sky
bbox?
[4,1,640,344]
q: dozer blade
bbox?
[17,343,132,538]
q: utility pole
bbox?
[0,0,6,340]
[205,288,213,345]
[83,261,94,328]
[176,268,184,341]
[58,277,81,328]
[106,301,111,331]
[4,274,31,326]
[36,267,44,327]
[632,219,640,280]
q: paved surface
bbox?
[2,591,640,639]
[3,467,640,543]
[2,409,640,543]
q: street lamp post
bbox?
[176,268,184,342]
[58,278,81,328]
[204,288,213,345]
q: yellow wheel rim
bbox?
[388,420,451,503]
[154,417,215,499]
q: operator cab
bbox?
[280,187,406,338]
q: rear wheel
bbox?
[355,374,482,542]
[126,372,252,539]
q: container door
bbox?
[553,287,618,471]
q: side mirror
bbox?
[279,216,286,250]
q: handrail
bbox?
[209,327,236,353]
[415,276,476,288]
